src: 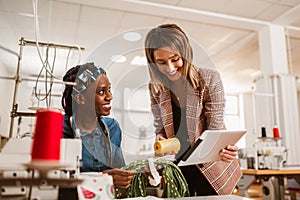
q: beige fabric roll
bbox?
[154,138,180,154]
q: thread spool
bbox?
[154,138,180,154]
[31,109,63,162]
[273,126,280,138]
[261,126,267,138]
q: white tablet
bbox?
[178,130,246,166]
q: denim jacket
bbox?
[63,115,125,172]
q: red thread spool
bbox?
[273,126,280,138]
[31,109,63,162]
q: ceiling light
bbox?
[130,55,147,66]
[123,32,141,42]
[250,70,261,78]
[111,55,127,63]
[18,13,35,18]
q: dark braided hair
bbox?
[61,63,106,116]
[61,65,80,116]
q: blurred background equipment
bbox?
[8,37,84,139]
[237,126,300,200]
[238,125,287,170]
[0,137,82,199]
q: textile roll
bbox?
[77,173,114,200]
[154,138,180,154]
[31,109,63,161]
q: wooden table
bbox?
[238,168,300,200]
[242,169,300,176]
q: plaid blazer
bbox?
[149,67,242,195]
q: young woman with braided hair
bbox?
[61,62,135,189]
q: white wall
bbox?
[111,87,155,164]
[0,67,14,138]
[241,92,256,147]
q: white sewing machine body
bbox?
[0,137,82,199]
[238,137,287,170]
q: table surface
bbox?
[242,168,300,175]
[125,195,252,200]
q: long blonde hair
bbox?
[144,24,200,93]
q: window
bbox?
[224,94,246,148]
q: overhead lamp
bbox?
[123,32,141,42]
[111,55,127,63]
[130,55,147,66]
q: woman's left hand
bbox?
[103,168,135,189]
[219,145,238,162]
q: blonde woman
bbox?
[145,24,241,196]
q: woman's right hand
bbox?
[156,134,166,142]
[103,168,135,189]
[155,134,178,157]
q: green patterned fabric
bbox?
[115,159,189,198]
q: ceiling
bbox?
[1,0,300,94]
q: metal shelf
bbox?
[8,37,84,138]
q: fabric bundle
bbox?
[115,159,189,198]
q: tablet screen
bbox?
[178,130,246,166]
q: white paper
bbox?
[147,157,161,186]
[178,130,246,166]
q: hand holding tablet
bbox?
[178,130,246,166]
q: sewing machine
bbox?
[0,137,82,199]
[238,137,287,170]
[237,137,290,200]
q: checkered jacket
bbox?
[149,67,242,195]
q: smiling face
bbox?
[82,74,113,117]
[94,74,113,116]
[153,46,183,81]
